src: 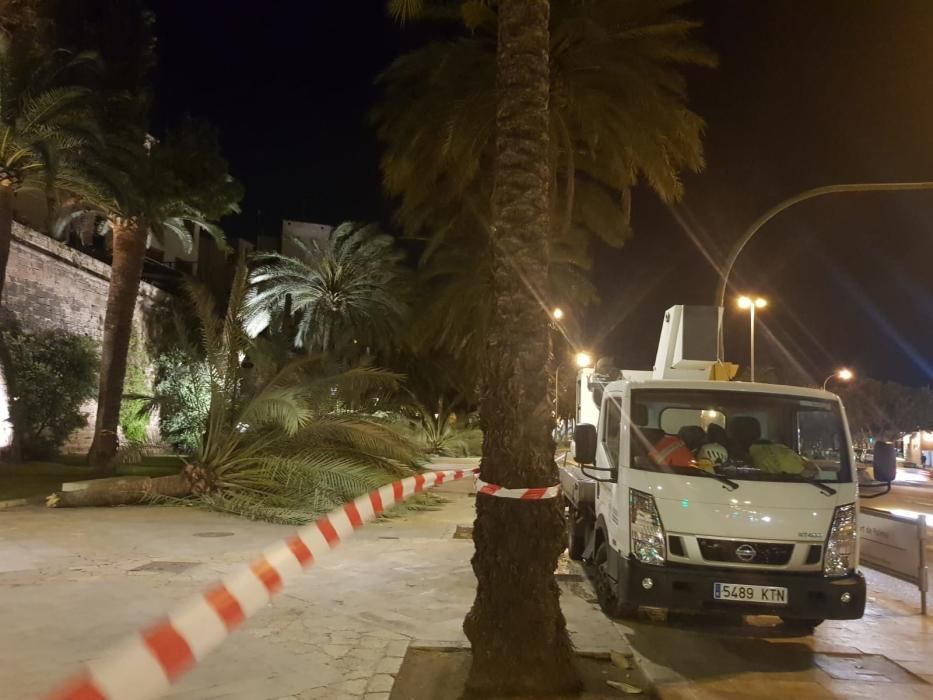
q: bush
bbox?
[3,328,99,458]
[119,329,150,443]
[153,348,211,454]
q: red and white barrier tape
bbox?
[44,467,477,700]
[475,478,560,500]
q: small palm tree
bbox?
[80,122,242,468]
[48,264,423,524]
[245,222,409,356]
[0,39,99,301]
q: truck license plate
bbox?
[713,582,788,604]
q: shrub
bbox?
[119,329,150,443]
[3,328,99,458]
[153,347,211,454]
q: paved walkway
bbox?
[2,470,929,699]
[0,474,626,700]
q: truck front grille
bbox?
[697,538,793,565]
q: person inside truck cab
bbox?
[647,431,696,468]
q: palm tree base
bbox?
[463,497,582,696]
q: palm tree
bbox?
[376,0,714,364]
[245,222,409,356]
[0,39,99,301]
[390,0,582,693]
[48,265,422,522]
[463,2,581,693]
[82,122,242,469]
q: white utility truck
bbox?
[561,306,867,631]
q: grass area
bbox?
[0,456,185,502]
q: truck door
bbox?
[597,392,626,552]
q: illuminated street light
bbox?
[714,181,933,361]
[552,307,564,321]
[575,351,593,368]
[737,295,767,382]
[823,368,854,391]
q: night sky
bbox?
[148,1,933,387]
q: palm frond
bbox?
[376,0,714,360]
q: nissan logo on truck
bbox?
[735,544,757,562]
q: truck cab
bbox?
[562,306,866,630]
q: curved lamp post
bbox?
[822,367,854,391]
[715,181,933,360]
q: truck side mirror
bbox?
[573,424,597,465]
[872,441,896,483]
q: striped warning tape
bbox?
[44,467,477,700]
[475,478,560,500]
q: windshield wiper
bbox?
[681,465,740,491]
[795,477,837,496]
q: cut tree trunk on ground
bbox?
[46,473,191,508]
[87,217,147,471]
[463,0,581,696]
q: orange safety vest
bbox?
[649,436,695,467]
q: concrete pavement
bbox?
[0,472,628,700]
[1,465,930,699]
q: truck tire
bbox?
[566,504,586,561]
[593,542,637,619]
[780,617,824,635]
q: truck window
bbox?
[601,397,622,468]
[629,389,851,483]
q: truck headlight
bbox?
[824,503,856,576]
[630,489,666,565]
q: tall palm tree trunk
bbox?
[463,0,580,695]
[87,217,147,470]
[0,183,14,301]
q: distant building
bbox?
[280,220,333,258]
[901,431,933,467]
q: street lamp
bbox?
[552,308,567,421]
[737,296,767,382]
[823,368,854,391]
[714,181,933,361]
[575,351,593,368]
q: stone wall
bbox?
[1,223,167,453]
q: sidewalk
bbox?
[0,471,627,699]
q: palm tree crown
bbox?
[0,40,100,212]
[374,0,715,361]
[246,222,409,355]
[71,122,241,252]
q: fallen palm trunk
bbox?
[46,474,190,507]
[46,464,215,508]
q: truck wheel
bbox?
[780,617,824,635]
[594,542,637,619]
[566,505,585,561]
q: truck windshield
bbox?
[628,389,851,484]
